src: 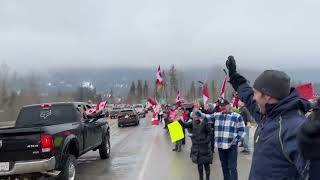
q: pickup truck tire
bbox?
[57,155,77,180]
[99,133,110,159]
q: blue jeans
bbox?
[243,127,250,151]
[218,145,238,180]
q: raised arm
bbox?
[226,56,262,124]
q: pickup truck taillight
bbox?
[41,135,54,153]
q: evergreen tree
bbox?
[210,80,218,102]
[127,81,136,104]
[189,81,196,101]
[143,80,149,99]
[168,65,178,102]
[136,80,143,102]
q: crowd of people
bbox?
[155,56,320,180]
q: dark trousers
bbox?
[197,163,210,180]
[218,145,238,180]
[158,114,163,122]
[309,160,320,180]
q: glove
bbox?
[226,55,237,76]
[226,55,247,91]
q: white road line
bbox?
[137,126,158,180]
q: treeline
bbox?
[127,65,320,104]
[127,65,234,104]
[0,62,107,122]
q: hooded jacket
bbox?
[238,83,310,180]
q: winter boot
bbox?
[177,145,182,152]
[172,144,178,151]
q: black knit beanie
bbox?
[253,70,291,100]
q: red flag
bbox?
[232,96,240,108]
[151,110,159,125]
[203,83,210,104]
[220,76,227,99]
[176,91,181,107]
[156,65,164,89]
[297,83,314,100]
[86,95,111,114]
[95,102,101,111]
[147,98,157,107]
[97,95,111,111]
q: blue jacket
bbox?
[238,83,310,180]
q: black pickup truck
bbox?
[0,102,111,180]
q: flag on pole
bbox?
[151,111,160,125]
[296,83,314,100]
[147,98,157,108]
[86,95,111,114]
[156,65,164,89]
[176,91,182,107]
[232,96,240,108]
[220,75,227,99]
[203,83,210,104]
[98,95,111,110]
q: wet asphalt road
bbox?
[71,114,254,180]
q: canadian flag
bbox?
[220,75,227,99]
[86,95,111,114]
[151,111,159,125]
[232,95,240,108]
[203,83,210,104]
[145,98,157,112]
[156,65,164,89]
[176,91,182,107]
[147,98,157,107]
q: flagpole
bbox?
[223,69,227,76]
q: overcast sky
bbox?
[0,0,319,71]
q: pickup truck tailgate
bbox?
[0,127,42,162]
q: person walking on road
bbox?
[238,100,252,154]
[179,111,213,180]
[225,55,310,180]
[158,105,164,122]
[206,103,217,153]
[171,107,183,152]
[197,99,245,180]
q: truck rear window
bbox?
[120,110,134,113]
[15,104,77,128]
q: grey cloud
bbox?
[0,0,319,71]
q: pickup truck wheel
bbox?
[57,155,76,180]
[99,133,110,159]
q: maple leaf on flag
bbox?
[203,83,210,104]
[156,65,164,89]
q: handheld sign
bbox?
[168,120,184,143]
